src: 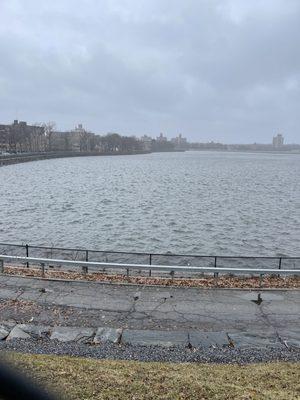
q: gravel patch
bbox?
[1,338,299,364]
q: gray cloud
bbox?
[0,0,299,142]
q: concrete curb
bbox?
[0,321,299,349]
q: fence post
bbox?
[26,244,29,268]
[278,257,282,278]
[214,256,217,278]
[0,259,4,273]
[149,254,152,277]
[84,251,89,278]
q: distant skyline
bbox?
[1,0,300,143]
[2,118,296,145]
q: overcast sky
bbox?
[0,0,299,143]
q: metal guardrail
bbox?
[0,255,299,278]
[0,242,300,282]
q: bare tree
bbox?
[42,122,56,151]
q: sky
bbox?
[0,0,299,143]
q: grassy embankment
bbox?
[4,352,300,399]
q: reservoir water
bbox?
[0,151,299,256]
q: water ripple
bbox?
[0,151,299,256]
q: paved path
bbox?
[0,276,300,332]
[1,275,299,359]
[0,275,299,339]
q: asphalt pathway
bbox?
[0,275,299,339]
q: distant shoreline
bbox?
[0,149,191,167]
[1,148,299,167]
[0,150,152,167]
[188,149,300,155]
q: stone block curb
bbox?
[6,326,31,341]
[227,332,281,349]
[50,327,95,343]
[0,321,298,349]
[277,329,300,349]
[0,326,9,340]
[122,329,189,347]
[94,327,123,344]
[189,331,229,348]
[17,324,52,337]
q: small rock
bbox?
[133,292,141,301]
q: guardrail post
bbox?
[0,259,4,273]
[126,268,129,278]
[85,250,89,262]
[26,244,29,268]
[41,263,45,278]
[214,272,219,287]
[82,266,88,276]
[104,254,107,272]
[170,270,174,281]
[259,273,263,288]
[149,254,152,277]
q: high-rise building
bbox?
[171,133,187,149]
[157,132,167,142]
[272,134,284,148]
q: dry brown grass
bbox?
[4,265,300,289]
[4,352,300,399]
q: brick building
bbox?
[0,120,46,153]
